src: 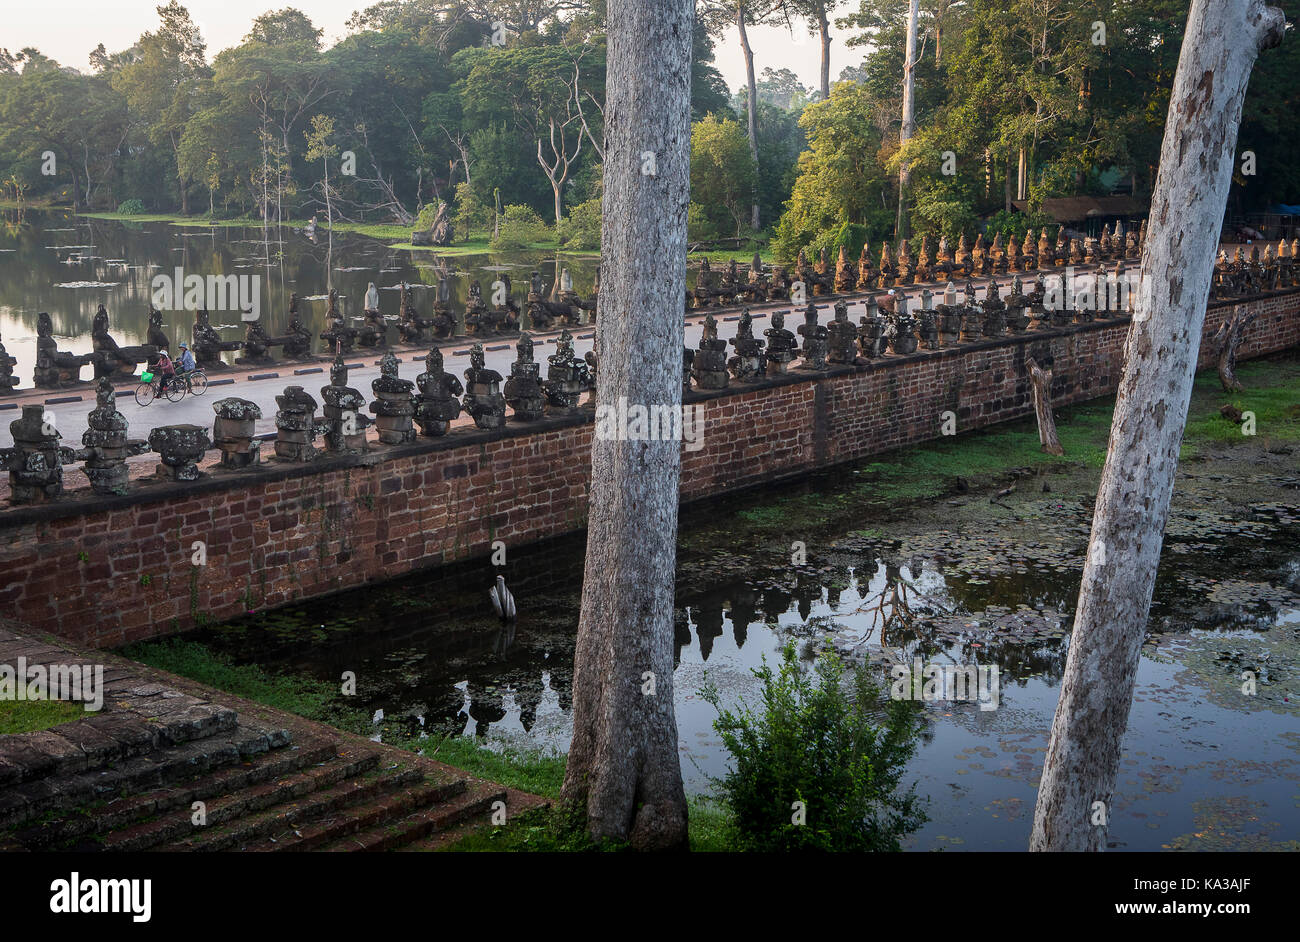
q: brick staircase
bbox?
[0,626,520,852]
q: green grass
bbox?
[437,795,736,852]
[413,735,566,799]
[0,696,84,735]
[1182,358,1300,451]
[121,637,363,730]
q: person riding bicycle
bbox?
[156,349,176,393]
[178,342,196,374]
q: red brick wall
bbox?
[3,291,1297,648]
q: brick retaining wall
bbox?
[3,290,1297,648]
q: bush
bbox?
[983,209,1053,248]
[116,198,145,216]
[490,204,553,250]
[556,197,602,250]
[700,642,926,852]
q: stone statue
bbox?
[193,309,240,369]
[0,326,18,394]
[728,309,766,381]
[211,397,262,469]
[91,304,153,379]
[358,284,387,348]
[283,294,313,359]
[504,333,545,421]
[414,347,463,436]
[764,310,798,375]
[692,314,729,389]
[273,386,325,461]
[545,330,591,410]
[369,352,417,445]
[79,377,148,492]
[319,289,359,354]
[148,424,211,482]
[827,300,860,365]
[857,296,887,358]
[797,303,829,370]
[3,404,75,502]
[463,343,507,429]
[321,353,371,453]
[35,312,96,388]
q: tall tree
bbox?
[783,0,840,100]
[897,0,919,237]
[112,1,210,214]
[561,0,693,849]
[1029,0,1286,852]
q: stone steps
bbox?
[0,719,288,831]
[155,761,432,852]
[101,746,383,852]
[240,778,471,852]
[6,736,340,851]
[340,783,508,852]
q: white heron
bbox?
[489,575,516,623]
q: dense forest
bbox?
[1,0,1296,257]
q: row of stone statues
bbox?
[1212,241,1300,298]
[0,332,600,502]
[688,267,1143,390]
[691,223,1152,310]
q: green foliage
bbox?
[555,196,602,250]
[115,198,145,215]
[700,642,926,852]
[983,208,1053,247]
[688,201,720,243]
[0,696,83,735]
[452,182,489,242]
[490,203,553,250]
[690,113,757,238]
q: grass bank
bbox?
[0,696,84,735]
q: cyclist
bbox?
[178,342,196,374]
[155,348,176,394]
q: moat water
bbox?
[169,432,1300,852]
[0,209,601,386]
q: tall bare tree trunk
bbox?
[560,0,692,851]
[897,0,919,240]
[1027,356,1063,456]
[737,5,760,231]
[1029,0,1285,852]
[817,7,831,100]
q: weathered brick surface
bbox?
[2,291,1297,648]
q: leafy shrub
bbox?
[556,196,602,250]
[490,203,553,250]
[688,201,720,243]
[701,642,926,852]
[116,198,145,216]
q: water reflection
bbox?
[0,210,601,386]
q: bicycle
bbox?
[176,368,208,397]
[134,369,187,406]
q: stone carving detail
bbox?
[797,303,829,370]
[827,300,860,365]
[414,347,463,436]
[212,397,262,469]
[691,314,729,389]
[857,296,888,359]
[149,424,211,482]
[91,304,156,379]
[728,309,766,380]
[504,333,545,421]
[463,343,507,429]
[886,293,919,355]
[764,310,799,375]
[935,282,961,347]
[2,404,75,502]
[273,386,324,461]
[78,377,149,493]
[0,326,20,394]
[321,354,371,453]
[369,352,417,445]
[36,312,97,389]
[193,309,241,369]
[358,281,387,348]
[544,330,591,411]
[319,290,359,354]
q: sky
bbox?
[5,1,864,94]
